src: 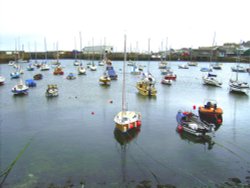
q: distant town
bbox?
[1,41,250,63]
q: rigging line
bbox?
[125,132,207,186]
[213,141,246,161]
[0,137,33,186]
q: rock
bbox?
[157,184,176,188]
[229,177,241,184]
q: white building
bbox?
[82,45,113,54]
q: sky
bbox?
[0,0,250,52]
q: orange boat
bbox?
[198,100,223,125]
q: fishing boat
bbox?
[25,79,37,87]
[202,72,222,87]
[136,38,157,96]
[0,76,5,85]
[33,73,43,80]
[114,34,142,133]
[66,73,76,80]
[11,80,29,95]
[78,66,86,75]
[136,72,157,96]
[99,71,111,85]
[45,84,59,97]
[176,110,214,136]
[198,100,223,125]
[53,66,64,75]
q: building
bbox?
[82,45,113,54]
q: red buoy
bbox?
[177,125,183,132]
[91,112,95,115]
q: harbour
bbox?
[0,60,250,187]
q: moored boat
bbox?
[78,66,86,75]
[202,72,222,87]
[114,34,142,133]
[176,110,214,136]
[10,71,20,79]
[11,80,29,95]
[45,84,59,97]
[25,79,37,87]
[136,73,157,96]
[0,76,5,85]
[33,73,43,80]
[53,66,64,75]
[66,73,76,80]
[99,72,111,85]
[198,100,223,125]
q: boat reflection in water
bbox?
[114,127,141,187]
[114,126,141,146]
[177,130,215,150]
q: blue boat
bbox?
[25,79,37,87]
[10,72,20,79]
[106,65,117,80]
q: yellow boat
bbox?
[99,75,111,85]
[136,80,157,96]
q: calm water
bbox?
[0,60,250,188]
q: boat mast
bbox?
[147,38,150,73]
[122,34,127,112]
[44,38,47,62]
[210,32,216,64]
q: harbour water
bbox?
[1,60,250,187]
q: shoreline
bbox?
[0,51,250,64]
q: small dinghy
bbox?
[176,110,214,136]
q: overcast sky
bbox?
[0,0,249,52]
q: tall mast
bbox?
[147,38,150,73]
[44,38,47,61]
[122,34,127,112]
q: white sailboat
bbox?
[202,32,222,87]
[114,34,142,133]
[229,51,249,95]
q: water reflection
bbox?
[113,127,141,187]
[177,131,215,150]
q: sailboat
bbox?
[11,80,29,95]
[41,38,50,71]
[114,34,142,133]
[73,37,81,66]
[229,51,249,95]
[136,38,157,96]
[202,33,222,87]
